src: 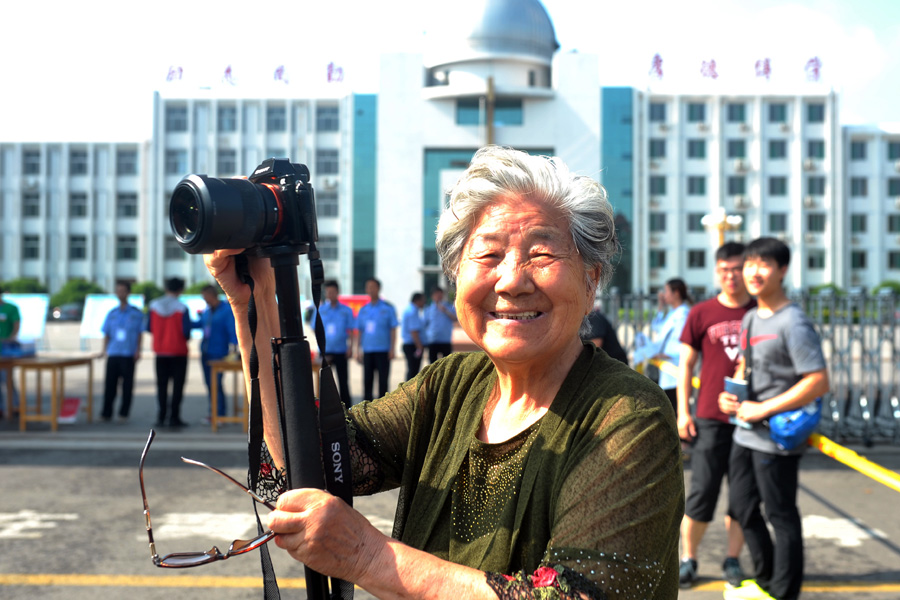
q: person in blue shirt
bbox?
[100,281,144,421]
[311,280,356,408]
[197,284,238,418]
[423,286,458,364]
[400,292,426,380]
[355,277,398,402]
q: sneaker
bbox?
[722,557,746,589]
[679,558,698,588]
[723,579,775,600]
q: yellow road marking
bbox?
[1,574,899,592]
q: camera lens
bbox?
[169,174,283,254]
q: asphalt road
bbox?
[1,323,899,599]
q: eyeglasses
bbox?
[139,429,277,568]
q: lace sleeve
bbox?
[251,439,287,503]
[486,565,607,600]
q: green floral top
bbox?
[347,343,684,600]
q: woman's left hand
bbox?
[267,489,388,582]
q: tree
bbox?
[873,280,900,295]
[1,278,48,293]
[132,281,164,306]
[50,279,105,307]
[185,281,218,295]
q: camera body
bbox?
[169,158,317,256]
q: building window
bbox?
[22,235,40,259]
[649,175,666,195]
[807,212,826,233]
[727,176,746,195]
[23,192,41,217]
[808,250,825,270]
[318,234,339,261]
[494,99,524,126]
[218,106,237,132]
[70,149,88,175]
[807,140,825,159]
[726,103,745,123]
[649,212,666,232]
[727,139,746,159]
[807,103,825,123]
[850,177,868,197]
[165,150,188,175]
[165,106,188,132]
[116,192,139,218]
[688,249,706,269]
[850,213,867,233]
[266,148,286,160]
[316,105,340,131]
[22,149,41,175]
[769,213,788,232]
[317,190,339,218]
[316,149,339,175]
[768,176,787,196]
[649,139,666,159]
[888,214,900,233]
[889,178,900,197]
[769,140,787,159]
[851,251,867,269]
[649,102,666,122]
[266,106,287,131]
[687,139,706,159]
[687,102,706,123]
[116,149,138,175]
[687,176,706,196]
[164,236,186,260]
[649,249,666,269]
[888,141,900,161]
[69,192,88,217]
[768,103,787,123]
[850,141,867,160]
[70,235,87,260]
[116,235,138,261]
[217,149,237,175]
[807,176,826,196]
[687,213,705,232]
[890,252,900,270]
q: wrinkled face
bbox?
[715,257,746,297]
[454,195,598,367]
[743,256,787,298]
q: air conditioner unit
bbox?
[851,235,862,245]
[780,123,791,132]
[803,195,817,208]
[776,232,789,242]
[895,160,900,173]
[659,123,670,132]
[894,197,900,210]
[322,177,338,189]
[732,232,745,243]
[649,196,661,207]
[740,123,751,132]
[650,235,662,244]
[851,273,862,285]
[803,159,816,171]
[733,195,747,208]
[698,123,710,132]
[734,159,748,172]
[649,161,660,169]
[805,232,817,243]
[895,235,900,245]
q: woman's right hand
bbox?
[204,250,276,310]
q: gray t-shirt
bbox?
[735,303,826,455]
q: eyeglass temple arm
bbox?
[139,430,162,563]
[180,457,278,511]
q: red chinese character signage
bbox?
[166,66,183,82]
[327,62,344,83]
[223,64,236,85]
[805,56,822,81]
[649,53,663,79]
[755,58,771,80]
[701,59,718,79]
[274,65,289,84]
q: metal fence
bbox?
[601,290,900,446]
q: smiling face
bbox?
[743,256,788,300]
[454,195,598,369]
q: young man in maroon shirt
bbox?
[677,243,755,588]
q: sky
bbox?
[1,0,899,143]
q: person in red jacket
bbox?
[147,277,192,428]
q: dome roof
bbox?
[425,0,559,66]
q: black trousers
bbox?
[402,343,422,380]
[155,355,188,424]
[729,443,804,600]
[362,351,390,402]
[324,352,352,408]
[428,342,453,364]
[102,355,136,419]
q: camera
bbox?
[169,158,317,255]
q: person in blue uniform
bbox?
[311,280,356,408]
[400,292,426,379]
[197,284,238,418]
[100,281,144,421]
[423,286,458,364]
[355,278,398,402]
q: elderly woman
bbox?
[205,146,683,599]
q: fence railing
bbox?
[601,290,900,446]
